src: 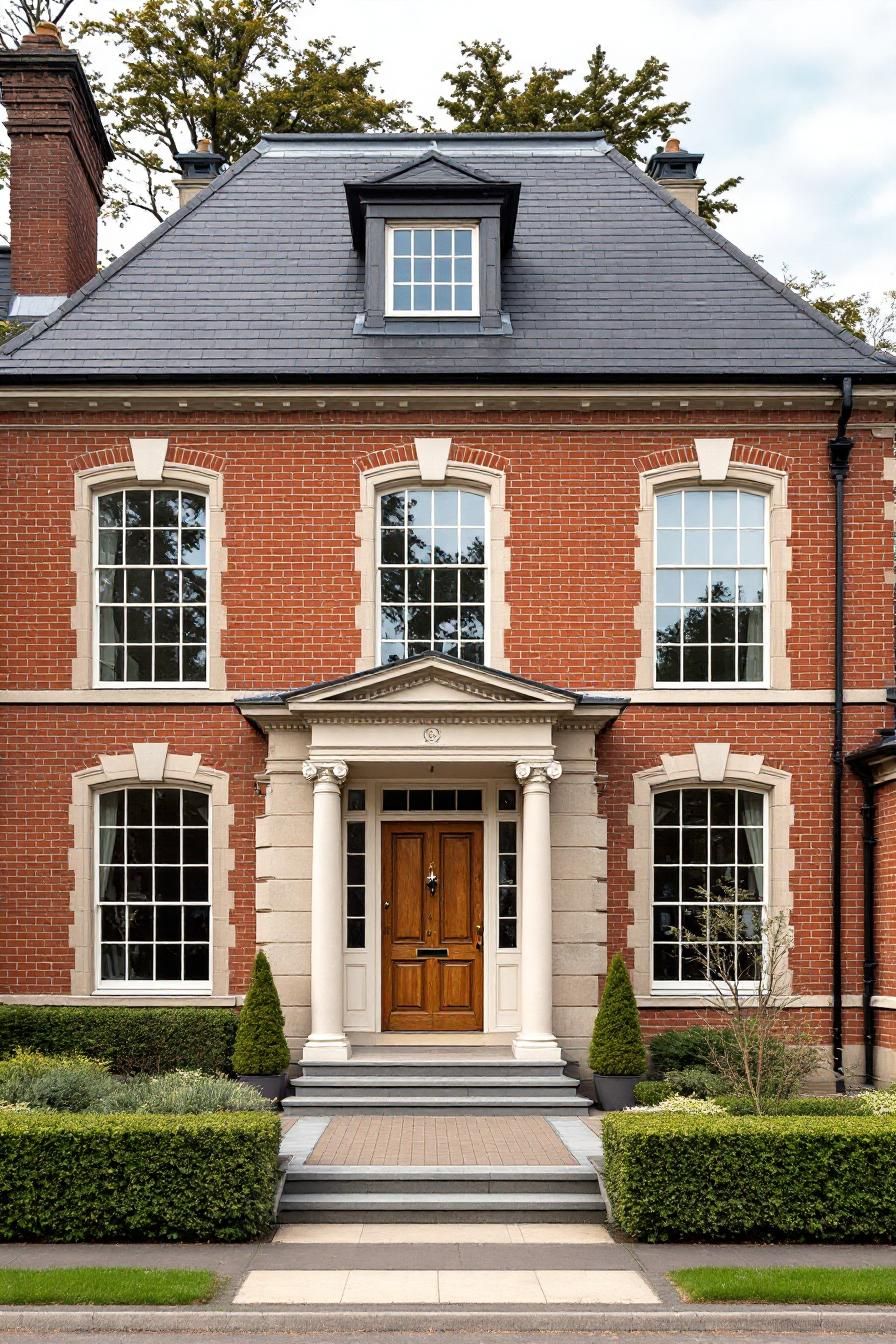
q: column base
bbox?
[301,1035,352,1063]
[512,1034,563,1063]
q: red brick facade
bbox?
[1,407,893,1078]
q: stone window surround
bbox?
[354,444,510,672]
[634,456,791,693]
[626,744,794,1002]
[71,451,228,691]
[69,744,235,998]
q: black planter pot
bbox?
[593,1073,645,1111]
[238,1072,288,1103]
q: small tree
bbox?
[680,893,819,1112]
[589,952,646,1076]
[232,950,290,1076]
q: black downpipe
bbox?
[829,375,854,1093]
[856,764,877,1085]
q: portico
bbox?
[238,657,625,1064]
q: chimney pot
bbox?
[22,20,63,45]
[173,139,226,209]
[646,137,706,215]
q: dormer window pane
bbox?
[386,224,479,317]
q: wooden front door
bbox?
[381,820,484,1031]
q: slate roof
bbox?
[1,132,894,382]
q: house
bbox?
[2,22,896,1091]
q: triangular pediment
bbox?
[287,655,575,709]
[363,151,500,190]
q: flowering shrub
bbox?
[129,1070,272,1113]
[857,1088,896,1115]
[632,1093,725,1115]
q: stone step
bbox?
[300,1060,564,1077]
[291,1077,581,1099]
[277,1190,606,1223]
[282,1095,591,1115]
[284,1166,597,1195]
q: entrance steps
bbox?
[283,1048,591,1116]
[278,1166,606,1224]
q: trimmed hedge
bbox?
[0,1005,237,1075]
[633,1079,673,1106]
[718,1095,868,1117]
[603,1112,896,1242]
[0,1110,280,1241]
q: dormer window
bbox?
[387,224,478,316]
[345,151,518,336]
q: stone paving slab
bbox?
[274,1222,613,1243]
[234,1267,660,1305]
[306,1115,577,1166]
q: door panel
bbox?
[382,820,483,1031]
[439,832,475,943]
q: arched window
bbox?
[378,486,487,664]
[95,487,208,684]
[96,786,211,986]
[654,487,767,684]
[651,786,766,988]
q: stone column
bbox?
[300,759,352,1062]
[513,759,563,1062]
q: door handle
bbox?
[475,922,483,951]
[426,866,438,895]
[383,901,390,909]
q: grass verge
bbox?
[670,1266,896,1305]
[0,1267,222,1305]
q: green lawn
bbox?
[0,1267,221,1305]
[670,1266,896,1306]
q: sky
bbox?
[89,0,896,299]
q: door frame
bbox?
[341,780,523,1035]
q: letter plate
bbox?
[416,947,449,958]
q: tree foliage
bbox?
[783,267,896,353]
[79,0,410,221]
[438,38,738,225]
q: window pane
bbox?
[655,489,767,686]
[96,487,208,686]
[652,787,765,987]
[96,786,211,985]
[378,487,486,665]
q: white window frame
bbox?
[649,783,769,996]
[385,222,480,317]
[375,483,491,666]
[652,485,770,690]
[94,782,213,994]
[92,484,210,689]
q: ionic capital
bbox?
[515,760,563,788]
[302,759,349,788]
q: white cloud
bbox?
[80,0,896,297]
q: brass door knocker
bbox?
[426,865,438,895]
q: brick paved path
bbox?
[306,1115,578,1166]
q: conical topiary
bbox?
[232,951,290,1075]
[588,952,647,1076]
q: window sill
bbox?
[354,312,512,336]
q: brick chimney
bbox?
[646,138,705,214]
[0,22,113,318]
